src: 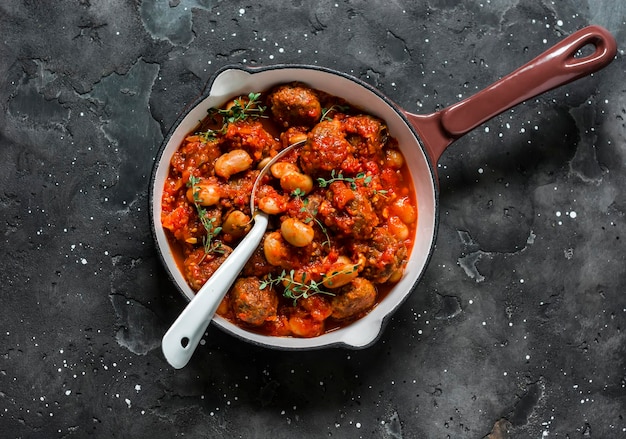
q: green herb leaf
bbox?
[261,270,335,306]
[188,176,224,255]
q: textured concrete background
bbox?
[1,1,625,438]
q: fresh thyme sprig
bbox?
[316,170,368,190]
[291,188,331,247]
[259,269,335,305]
[320,104,350,121]
[197,92,267,140]
[317,170,388,196]
[188,176,224,255]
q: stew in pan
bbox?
[161,83,418,337]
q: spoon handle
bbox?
[161,213,269,369]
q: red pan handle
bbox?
[405,25,617,165]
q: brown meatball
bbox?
[331,278,377,320]
[342,114,387,156]
[183,245,233,291]
[299,119,357,175]
[353,227,407,283]
[268,83,322,128]
[317,181,379,238]
[230,277,279,326]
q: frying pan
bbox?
[150,25,617,350]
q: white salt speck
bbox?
[569,211,577,219]
[484,126,490,133]
[557,20,564,26]
[65,390,71,396]
[469,299,474,305]
[134,384,141,393]
[238,8,245,15]
[478,168,484,174]
[80,258,87,265]
[526,355,531,360]
[125,398,131,408]
[556,211,561,217]
[356,422,362,428]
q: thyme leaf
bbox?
[188,176,224,255]
[291,188,330,247]
[259,269,335,305]
[316,170,388,195]
[317,170,367,190]
[320,104,350,121]
[197,92,267,139]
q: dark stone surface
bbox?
[1,1,624,437]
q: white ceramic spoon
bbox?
[161,140,305,369]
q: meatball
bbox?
[331,278,377,320]
[317,181,379,238]
[268,83,322,128]
[342,114,387,156]
[230,277,279,326]
[299,119,357,175]
[183,245,233,291]
[353,227,408,283]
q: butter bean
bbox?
[186,182,221,206]
[280,218,314,247]
[270,162,300,179]
[214,149,253,179]
[280,171,313,195]
[222,210,251,237]
[323,256,359,289]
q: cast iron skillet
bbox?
[151,26,616,351]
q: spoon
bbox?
[161,140,305,369]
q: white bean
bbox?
[280,171,313,195]
[222,210,251,237]
[214,149,253,179]
[270,162,300,179]
[186,182,221,206]
[385,149,405,169]
[258,195,286,215]
[388,215,409,240]
[390,197,417,224]
[323,256,359,289]
[280,218,314,247]
[263,231,289,266]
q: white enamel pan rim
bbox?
[150,64,439,350]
